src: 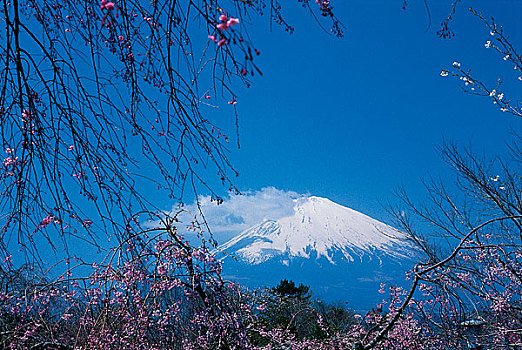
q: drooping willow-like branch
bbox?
[0,0,343,263]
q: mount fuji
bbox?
[215,196,418,310]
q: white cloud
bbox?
[173,187,304,240]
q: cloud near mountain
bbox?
[171,188,417,309]
[177,187,305,237]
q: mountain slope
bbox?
[219,196,414,265]
[215,196,417,310]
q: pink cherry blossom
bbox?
[40,215,54,228]
[216,23,229,31]
[3,156,18,167]
[217,38,228,47]
[100,0,114,11]
[227,17,239,26]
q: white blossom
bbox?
[459,76,473,86]
[452,61,461,67]
[485,41,492,48]
[440,70,449,77]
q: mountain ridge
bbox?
[218,195,415,265]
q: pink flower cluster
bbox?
[208,14,239,47]
[216,14,239,31]
[2,156,18,167]
[21,109,31,120]
[99,0,115,11]
[40,215,54,228]
[316,0,333,17]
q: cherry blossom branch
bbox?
[362,215,522,350]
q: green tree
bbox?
[271,279,311,301]
[255,279,356,343]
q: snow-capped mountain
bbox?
[218,196,414,265]
[215,196,417,310]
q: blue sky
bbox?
[185,0,522,228]
[5,0,520,271]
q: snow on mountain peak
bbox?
[218,196,414,265]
